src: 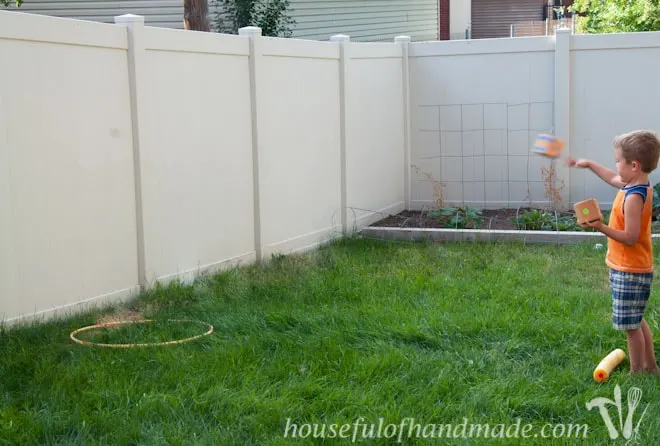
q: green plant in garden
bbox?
[652,183,660,208]
[601,209,611,224]
[428,206,484,229]
[513,209,555,231]
[512,208,607,232]
[553,215,582,232]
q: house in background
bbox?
[9,0,440,42]
[442,0,574,40]
[289,0,440,41]
[5,0,574,42]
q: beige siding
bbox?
[10,0,184,28]
[290,0,438,42]
[11,0,437,41]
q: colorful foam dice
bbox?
[531,134,565,159]
[574,198,603,225]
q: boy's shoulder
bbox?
[621,182,652,202]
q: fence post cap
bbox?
[114,14,145,25]
[330,34,350,42]
[239,26,262,38]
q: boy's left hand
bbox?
[580,219,603,230]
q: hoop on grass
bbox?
[69,319,214,348]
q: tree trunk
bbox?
[183,0,210,31]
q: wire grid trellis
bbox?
[324,101,589,247]
[412,100,563,213]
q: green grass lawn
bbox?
[1,236,659,444]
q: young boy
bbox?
[567,130,660,376]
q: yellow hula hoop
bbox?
[69,319,214,348]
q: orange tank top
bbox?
[605,182,654,273]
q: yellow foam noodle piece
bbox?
[593,348,626,383]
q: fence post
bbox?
[115,14,148,289]
[0,96,17,319]
[395,35,412,211]
[239,26,264,261]
[554,27,571,211]
[330,34,350,234]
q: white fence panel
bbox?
[409,37,556,210]
[0,11,139,323]
[345,42,406,228]
[570,32,660,208]
[254,35,343,256]
[139,26,256,283]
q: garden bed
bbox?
[370,207,590,232]
[369,206,660,233]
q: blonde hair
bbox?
[614,130,660,173]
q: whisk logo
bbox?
[586,385,649,444]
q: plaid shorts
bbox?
[609,268,653,331]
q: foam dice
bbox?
[574,198,603,225]
[531,134,565,159]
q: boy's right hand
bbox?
[566,157,590,168]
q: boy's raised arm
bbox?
[566,158,626,188]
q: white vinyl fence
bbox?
[2,9,660,326]
[409,30,660,211]
[0,11,408,325]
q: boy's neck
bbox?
[625,173,649,187]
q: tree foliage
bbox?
[570,0,660,33]
[213,0,295,37]
[2,0,23,7]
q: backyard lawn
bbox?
[1,236,659,444]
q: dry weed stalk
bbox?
[411,165,446,209]
[541,161,565,209]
